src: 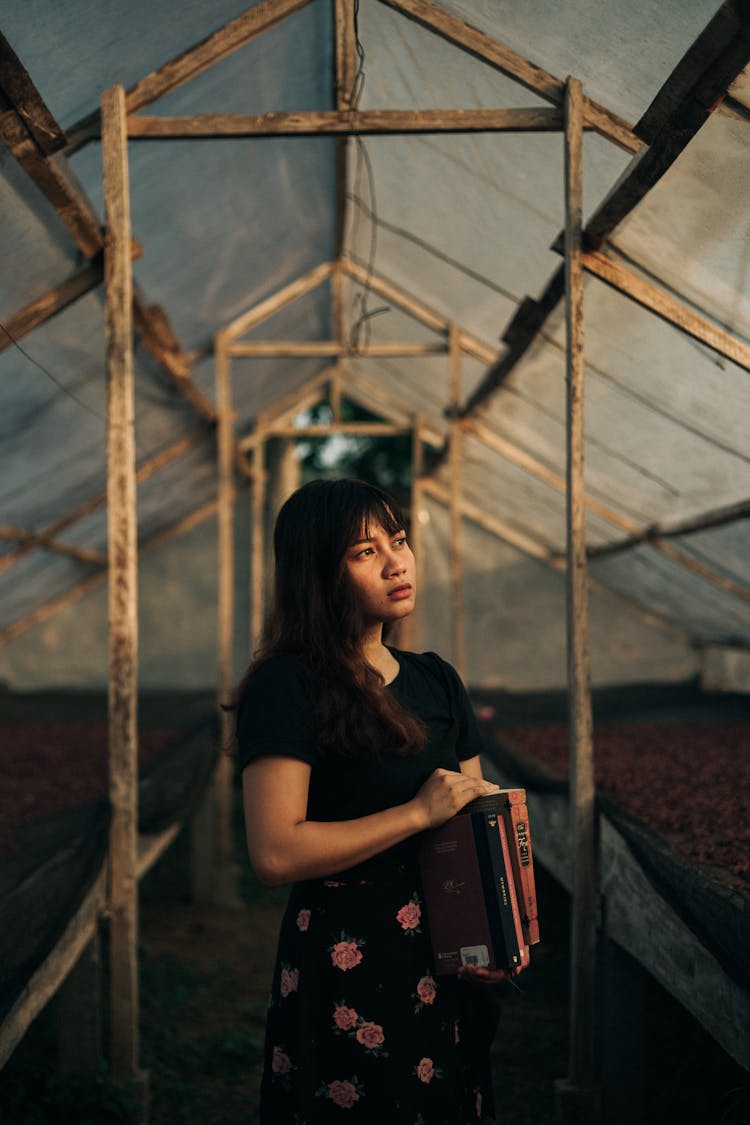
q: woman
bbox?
[237,478,507,1124]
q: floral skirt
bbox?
[259,867,499,1124]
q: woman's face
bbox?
[343,522,416,627]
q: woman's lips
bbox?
[388,584,413,600]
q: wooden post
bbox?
[448,324,465,679]
[213,330,239,905]
[216,331,234,735]
[102,83,146,1103]
[556,75,600,1124]
[334,0,356,260]
[404,415,425,652]
[250,436,266,653]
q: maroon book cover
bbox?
[418,807,499,975]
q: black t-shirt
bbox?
[236,648,485,831]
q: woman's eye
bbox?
[394,536,407,548]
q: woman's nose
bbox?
[383,551,405,575]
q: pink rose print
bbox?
[280,966,299,998]
[296,908,311,932]
[416,1057,435,1084]
[271,1046,292,1075]
[330,934,364,971]
[416,975,437,1005]
[396,896,422,934]
[333,1004,359,1031]
[328,1079,360,1108]
[356,1021,385,1050]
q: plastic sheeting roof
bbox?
[1,0,749,687]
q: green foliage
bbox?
[296,397,414,511]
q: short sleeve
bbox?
[236,655,318,772]
[432,654,486,762]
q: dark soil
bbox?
[490,719,750,894]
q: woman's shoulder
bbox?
[236,653,317,759]
[238,653,313,715]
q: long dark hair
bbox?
[237,478,426,759]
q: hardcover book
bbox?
[418,790,539,976]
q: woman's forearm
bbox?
[252,799,428,886]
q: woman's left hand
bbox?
[458,964,522,986]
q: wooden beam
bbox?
[420,478,688,638]
[0,108,103,257]
[339,367,445,447]
[132,290,190,379]
[465,6,750,422]
[255,366,336,430]
[334,0,357,258]
[377,0,640,153]
[581,249,750,372]
[225,260,333,340]
[102,84,141,1087]
[0,524,106,566]
[448,324,465,678]
[0,432,204,578]
[341,255,497,364]
[0,259,103,351]
[229,340,447,357]
[580,39,750,255]
[0,33,67,155]
[460,417,642,537]
[458,417,750,612]
[562,75,598,1099]
[127,106,565,138]
[635,1,750,143]
[0,241,143,354]
[0,497,221,647]
[266,422,410,437]
[0,866,106,1069]
[132,290,218,423]
[250,437,265,652]
[586,531,750,607]
[335,0,358,111]
[0,63,214,440]
[214,331,237,895]
[404,415,425,652]
[458,267,565,417]
[64,0,314,153]
[421,477,552,560]
[644,496,750,540]
[215,331,235,718]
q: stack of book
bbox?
[418,788,540,976]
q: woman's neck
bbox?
[360,626,399,685]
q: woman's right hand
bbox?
[412,768,500,830]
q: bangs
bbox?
[346,490,406,551]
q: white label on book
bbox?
[459,944,490,968]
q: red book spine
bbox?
[500,792,540,946]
